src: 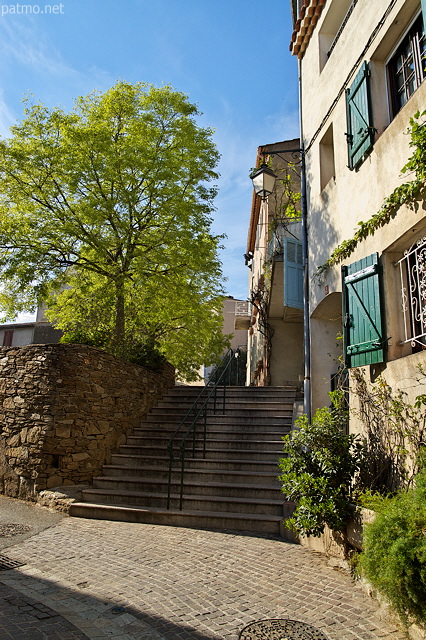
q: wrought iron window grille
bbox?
[397,237,426,348]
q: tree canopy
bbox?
[0,81,228,379]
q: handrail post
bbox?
[192,417,196,457]
[167,446,173,510]
[203,408,207,459]
[180,448,185,511]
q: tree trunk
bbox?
[114,279,125,347]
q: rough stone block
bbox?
[0,344,174,498]
[47,475,63,488]
[72,452,90,462]
[55,427,71,439]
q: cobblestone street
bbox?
[0,509,406,640]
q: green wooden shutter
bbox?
[284,238,304,309]
[342,253,385,368]
[345,61,375,170]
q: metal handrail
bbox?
[166,349,238,510]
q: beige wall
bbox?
[300,0,426,413]
[223,297,248,350]
[269,319,304,384]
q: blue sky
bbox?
[0,0,299,316]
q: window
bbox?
[345,62,375,170]
[396,236,426,350]
[387,13,425,118]
[2,330,13,347]
[342,253,386,368]
[319,0,358,71]
[319,124,335,190]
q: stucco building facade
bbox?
[245,140,304,386]
[292,0,426,423]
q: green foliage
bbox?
[355,488,393,512]
[359,469,426,628]
[279,391,365,537]
[208,348,247,386]
[0,81,228,379]
[60,329,110,349]
[60,330,168,371]
[316,110,426,276]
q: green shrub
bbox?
[279,391,365,537]
[118,340,168,371]
[60,328,110,348]
[61,330,167,371]
[359,469,426,628]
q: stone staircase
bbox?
[70,385,300,534]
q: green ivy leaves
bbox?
[316,110,426,277]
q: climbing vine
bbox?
[249,277,274,385]
[352,367,426,494]
[316,109,426,278]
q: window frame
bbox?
[386,11,425,119]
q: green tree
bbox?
[0,81,228,379]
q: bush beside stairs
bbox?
[70,385,300,535]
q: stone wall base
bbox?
[0,344,174,500]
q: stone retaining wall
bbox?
[0,344,174,499]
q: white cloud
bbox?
[0,17,116,115]
[0,90,17,135]
[0,18,76,78]
[13,311,37,324]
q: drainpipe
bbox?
[298,56,311,423]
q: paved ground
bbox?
[0,497,406,640]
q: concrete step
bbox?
[127,430,286,448]
[102,464,280,486]
[69,502,283,534]
[157,399,296,409]
[166,385,298,393]
[72,384,300,535]
[118,445,285,460]
[144,413,291,425]
[128,429,288,443]
[110,454,281,472]
[133,420,291,431]
[153,403,294,413]
[121,442,285,458]
[124,443,284,458]
[74,488,286,515]
[93,476,282,498]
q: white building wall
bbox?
[299,0,426,412]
